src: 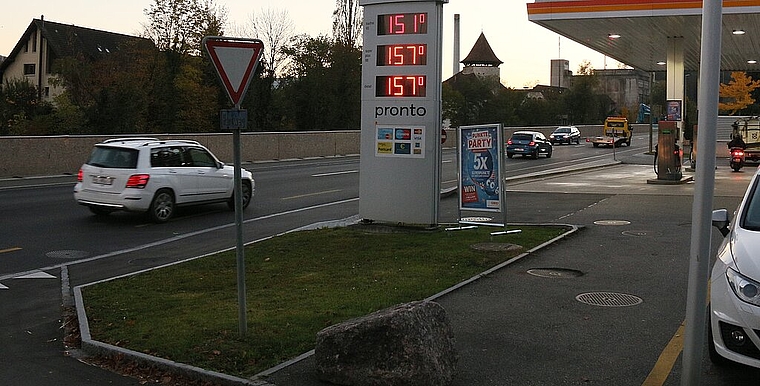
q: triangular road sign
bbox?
[203,37,264,107]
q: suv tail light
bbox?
[77,169,83,182]
[529,141,536,146]
[507,140,513,145]
[126,174,150,189]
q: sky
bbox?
[0,0,621,88]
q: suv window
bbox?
[87,146,138,169]
[186,147,217,167]
[743,179,760,231]
[151,147,184,167]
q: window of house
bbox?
[31,31,37,52]
[23,64,35,76]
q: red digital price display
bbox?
[377,44,427,66]
[377,13,428,35]
[376,75,426,97]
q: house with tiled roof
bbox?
[0,17,153,101]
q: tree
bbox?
[0,78,51,135]
[143,0,227,56]
[237,8,294,77]
[719,71,760,115]
[332,0,363,47]
[279,34,361,130]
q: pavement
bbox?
[43,156,760,385]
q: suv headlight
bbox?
[727,267,760,306]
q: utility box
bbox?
[656,121,682,180]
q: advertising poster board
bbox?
[458,124,503,212]
[666,99,682,121]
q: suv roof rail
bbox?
[102,137,160,144]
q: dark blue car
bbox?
[506,131,553,159]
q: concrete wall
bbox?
[0,124,720,178]
[0,131,363,178]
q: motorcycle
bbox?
[730,147,745,172]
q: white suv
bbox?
[74,138,254,222]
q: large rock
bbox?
[315,300,457,386]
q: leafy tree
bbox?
[0,78,43,135]
[279,34,361,130]
[143,0,227,56]
[719,71,760,115]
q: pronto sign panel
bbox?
[359,0,447,225]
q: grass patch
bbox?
[82,224,567,378]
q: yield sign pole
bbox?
[203,36,264,337]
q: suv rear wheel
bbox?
[148,189,175,223]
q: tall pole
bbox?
[233,104,247,337]
[681,1,721,384]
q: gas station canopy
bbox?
[527,0,760,72]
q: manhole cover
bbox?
[576,292,643,307]
[527,268,584,279]
[594,220,631,226]
[46,250,89,259]
[470,242,522,252]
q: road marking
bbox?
[0,282,7,289]
[282,189,342,200]
[16,271,57,279]
[312,170,358,177]
[642,321,685,386]
[0,197,360,284]
[0,247,22,254]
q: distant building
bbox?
[593,68,651,116]
[444,32,505,91]
[550,59,572,88]
[0,17,153,102]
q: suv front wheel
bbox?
[148,189,175,223]
[228,181,253,210]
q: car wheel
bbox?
[532,150,539,159]
[507,153,514,159]
[89,206,114,216]
[148,189,175,223]
[546,149,552,158]
[593,143,599,148]
[228,181,253,210]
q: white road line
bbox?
[312,170,358,177]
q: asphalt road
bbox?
[3,133,758,385]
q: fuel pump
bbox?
[654,121,682,180]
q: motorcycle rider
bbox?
[728,123,746,150]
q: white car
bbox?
[74,138,254,222]
[710,167,760,367]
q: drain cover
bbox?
[527,268,584,278]
[46,250,89,259]
[594,220,631,226]
[576,292,643,307]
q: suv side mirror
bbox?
[712,209,731,237]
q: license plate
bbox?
[92,176,114,185]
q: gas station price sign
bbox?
[359,0,447,225]
[377,12,428,35]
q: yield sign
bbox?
[203,36,264,107]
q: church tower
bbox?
[460,32,502,80]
